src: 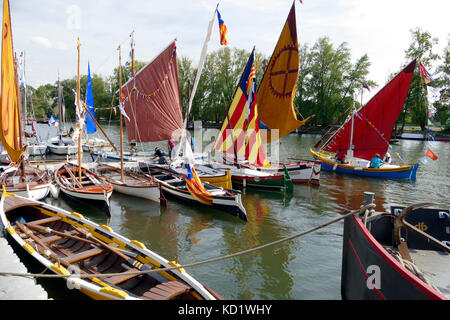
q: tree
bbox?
[434,37,450,128]
[403,27,440,131]
[296,37,373,127]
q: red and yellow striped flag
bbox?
[185,164,213,205]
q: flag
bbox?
[217,10,228,46]
[85,62,96,134]
[18,51,26,88]
[425,148,438,160]
[363,83,370,92]
[213,49,270,167]
[419,62,436,85]
[299,0,303,3]
[48,114,59,127]
[185,163,213,205]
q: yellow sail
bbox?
[257,2,311,143]
[0,0,25,162]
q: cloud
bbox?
[31,36,52,49]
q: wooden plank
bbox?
[62,247,103,264]
[28,216,62,226]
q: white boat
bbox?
[26,143,47,156]
[55,162,113,214]
[95,163,161,203]
[0,166,51,201]
[47,136,77,155]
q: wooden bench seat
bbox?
[28,216,62,226]
[39,230,79,244]
[102,267,141,285]
[143,280,191,300]
[62,247,103,264]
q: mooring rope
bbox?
[0,205,370,280]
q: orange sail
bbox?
[257,2,311,142]
[0,0,25,162]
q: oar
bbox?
[72,225,163,274]
[25,222,139,257]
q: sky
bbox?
[6,0,450,103]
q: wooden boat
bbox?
[0,0,51,201]
[167,163,233,189]
[205,161,292,193]
[0,165,51,201]
[55,162,113,214]
[222,155,321,186]
[0,192,223,300]
[139,163,247,222]
[95,163,161,204]
[311,149,419,180]
[311,60,419,180]
[342,193,449,299]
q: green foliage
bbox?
[26,29,448,132]
[402,27,440,131]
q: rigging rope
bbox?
[0,206,365,280]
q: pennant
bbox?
[363,83,370,92]
[419,62,436,85]
[185,163,213,205]
[217,10,228,46]
[425,148,438,160]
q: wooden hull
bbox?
[96,165,160,203]
[1,166,51,201]
[243,160,321,185]
[342,210,449,300]
[140,165,247,221]
[55,163,113,214]
[206,162,292,192]
[311,149,419,180]
[0,193,221,300]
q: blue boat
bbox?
[311,60,419,181]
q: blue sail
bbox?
[86,62,96,133]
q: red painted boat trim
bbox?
[352,215,446,300]
[347,239,386,299]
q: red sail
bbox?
[323,60,416,160]
[121,41,183,142]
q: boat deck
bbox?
[386,246,450,298]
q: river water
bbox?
[18,122,450,299]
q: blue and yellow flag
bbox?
[217,10,228,46]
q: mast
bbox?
[118,45,124,182]
[57,71,62,137]
[348,93,355,159]
[77,37,82,181]
[23,51,27,126]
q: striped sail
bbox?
[213,48,269,167]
